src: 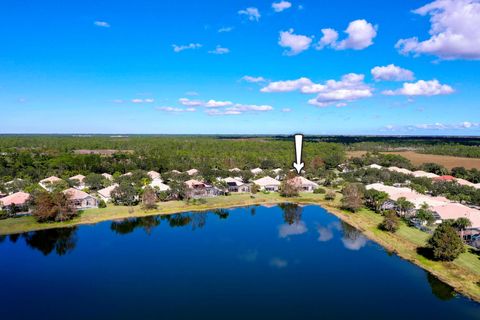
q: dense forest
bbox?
[0,135,344,181]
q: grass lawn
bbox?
[1,190,479,302]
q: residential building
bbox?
[253,176,281,192]
[98,184,119,202]
[147,171,161,180]
[185,179,219,198]
[222,177,251,193]
[0,192,31,214]
[287,176,319,192]
[63,188,98,209]
[69,174,86,189]
[39,176,63,191]
[251,167,263,175]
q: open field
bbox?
[1,191,479,302]
[347,150,480,170]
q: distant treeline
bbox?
[0,136,344,180]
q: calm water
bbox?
[1,204,479,319]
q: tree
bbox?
[84,173,108,191]
[416,203,435,225]
[142,186,158,210]
[325,190,336,201]
[395,197,415,217]
[341,183,364,212]
[32,191,78,222]
[168,180,187,200]
[364,189,389,213]
[279,179,299,197]
[379,211,400,232]
[420,162,448,176]
[428,222,465,261]
[111,182,138,206]
[453,217,472,241]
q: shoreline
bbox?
[1,192,479,303]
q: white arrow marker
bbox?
[293,134,305,174]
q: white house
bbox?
[287,176,319,192]
[186,169,199,176]
[222,177,251,193]
[149,179,170,192]
[253,176,281,192]
[367,164,383,170]
[101,173,113,181]
[98,184,119,202]
[229,168,242,172]
[0,191,31,214]
[39,176,63,191]
[63,188,98,209]
[251,168,263,175]
[69,174,86,189]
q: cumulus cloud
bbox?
[371,64,415,81]
[261,73,373,107]
[278,221,308,238]
[242,75,267,83]
[218,26,233,33]
[208,45,230,55]
[179,98,204,106]
[278,29,313,55]
[261,77,313,92]
[316,19,377,50]
[179,98,232,108]
[238,7,261,21]
[272,1,292,12]
[281,108,292,112]
[382,79,454,96]
[156,107,196,113]
[172,43,202,53]
[94,21,110,28]
[396,0,480,60]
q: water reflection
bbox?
[426,272,456,301]
[270,257,288,269]
[278,203,308,238]
[110,216,161,235]
[340,221,368,251]
[238,249,258,262]
[23,227,78,256]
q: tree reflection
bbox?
[340,221,367,251]
[23,227,77,256]
[278,203,303,225]
[426,272,456,301]
[166,213,193,228]
[110,216,161,235]
[0,235,6,243]
[9,234,20,243]
[212,209,229,220]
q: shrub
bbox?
[325,190,336,201]
[428,222,465,261]
[98,200,107,208]
[379,211,400,232]
[313,188,326,194]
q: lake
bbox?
[1,204,479,319]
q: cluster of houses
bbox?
[0,167,320,216]
[365,164,480,232]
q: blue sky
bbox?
[1,0,480,135]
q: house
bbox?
[184,179,219,198]
[432,203,480,229]
[287,176,319,192]
[186,169,199,176]
[121,172,132,177]
[411,170,439,179]
[63,188,98,209]
[251,167,263,175]
[69,174,86,189]
[229,168,242,172]
[456,178,476,187]
[171,170,182,174]
[222,177,251,193]
[101,173,113,181]
[147,171,161,180]
[253,176,281,192]
[98,184,119,202]
[433,175,456,182]
[387,166,412,175]
[368,164,382,170]
[39,176,63,191]
[0,191,31,214]
[149,179,170,192]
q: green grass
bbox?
[1,190,479,302]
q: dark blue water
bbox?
[1,204,479,319]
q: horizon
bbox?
[1,0,480,135]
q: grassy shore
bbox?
[1,191,479,302]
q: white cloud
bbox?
[204,99,233,108]
[172,43,202,53]
[218,26,233,33]
[242,75,267,83]
[179,98,204,106]
[278,29,313,55]
[261,77,313,92]
[94,21,110,28]
[342,236,368,250]
[261,73,373,107]
[281,108,292,112]
[317,225,334,242]
[131,98,154,104]
[316,19,377,50]
[238,7,261,21]
[156,107,196,113]
[371,64,415,81]
[179,98,233,108]
[396,0,480,60]
[208,45,230,55]
[382,79,454,96]
[386,121,479,131]
[206,104,273,116]
[272,1,292,12]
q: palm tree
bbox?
[453,217,472,242]
[395,197,415,217]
